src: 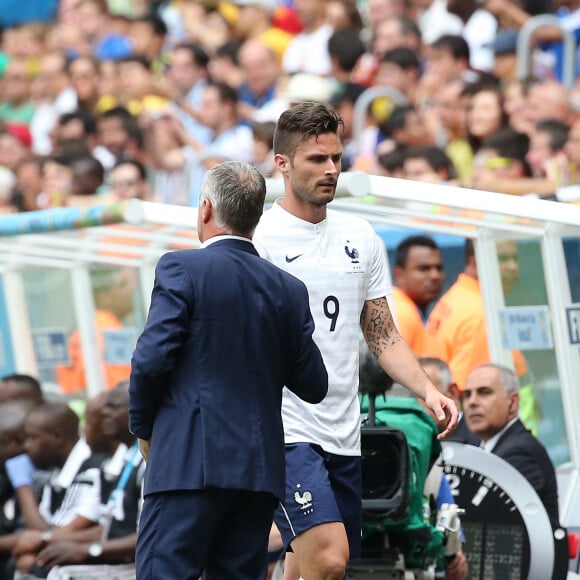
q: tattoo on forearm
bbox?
[361,298,403,356]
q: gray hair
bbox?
[477,363,520,394]
[200,161,266,235]
[418,357,453,392]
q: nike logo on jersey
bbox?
[285,254,303,263]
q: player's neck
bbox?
[279,197,327,224]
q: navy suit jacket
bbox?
[492,418,560,524]
[447,414,480,446]
[129,239,328,501]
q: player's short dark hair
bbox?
[274,102,343,159]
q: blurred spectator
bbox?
[0,57,35,125]
[431,77,474,181]
[447,0,498,71]
[13,157,43,212]
[232,0,293,64]
[127,14,169,74]
[56,267,134,394]
[96,106,144,166]
[68,56,106,116]
[421,35,473,105]
[365,0,411,41]
[282,0,333,75]
[525,79,573,130]
[0,399,44,577]
[376,47,421,103]
[375,145,408,177]
[209,39,244,90]
[527,118,570,180]
[489,29,518,83]
[414,0,463,45]
[465,83,508,156]
[0,166,17,214]
[116,56,169,117]
[326,0,364,31]
[328,27,366,84]
[36,153,76,209]
[403,145,458,183]
[504,78,533,134]
[0,125,32,176]
[107,158,151,201]
[469,127,532,192]
[383,104,432,149]
[35,384,143,579]
[30,51,78,155]
[166,42,212,144]
[374,14,422,56]
[11,396,111,576]
[251,121,278,177]
[329,81,366,170]
[70,156,106,197]
[0,374,44,405]
[237,39,281,123]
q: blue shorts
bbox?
[274,443,362,557]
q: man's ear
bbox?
[393,265,403,286]
[274,153,289,174]
[200,197,212,224]
[447,382,461,402]
[509,392,519,416]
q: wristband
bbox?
[5,454,34,488]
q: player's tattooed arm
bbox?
[360,297,403,357]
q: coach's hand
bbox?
[138,438,150,461]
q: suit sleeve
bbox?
[284,280,328,404]
[129,252,191,440]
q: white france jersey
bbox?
[254,202,391,455]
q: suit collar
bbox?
[201,236,259,256]
[487,417,522,453]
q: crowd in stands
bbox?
[0,0,580,214]
[0,1,577,576]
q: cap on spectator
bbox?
[282,73,332,105]
[232,0,278,12]
[488,29,518,56]
[330,82,366,107]
[273,5,302,34]
[4,123,32,148]
[95,35,133,61]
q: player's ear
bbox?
[274,153,289,174]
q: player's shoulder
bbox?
[326,208,377,237]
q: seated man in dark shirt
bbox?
[34,381,143,579]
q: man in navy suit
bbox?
[463,363,559,523]
[129,160,328,580]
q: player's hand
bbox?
[425,389,458,440]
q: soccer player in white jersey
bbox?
[253,102,458,580]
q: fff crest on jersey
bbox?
[344,241,359,264]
